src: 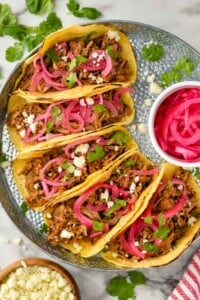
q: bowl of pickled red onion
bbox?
[148,81,200,167]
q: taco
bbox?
[12,126,137,211]
[101,164,200,268]
[6,87,134,153]
[13,24,137,101]
[43,150,164,257]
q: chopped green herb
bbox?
[144,242,158,253]
[87,145,105,163]
[66,72,77,88]
[93,104,107,113]
[125,159,135,167]
[154,226,170,240]
[93,220,104,231]
[6,42,24,62]
[40,223,48,233]
[0,4,17,36]
[106,45,115,58]
[67,0,102,20]
[83,31,96,43]
[77,54,88,65]
[167,181,173,188]
[61,174,71,182]
[25,0,54,15]
[104,199,126,217]
[157,213,166,226]
[160,57,195,87]
[45,48,59,64]
[108,131,129,146]
[143,216,153,224]
[69,58,78,70]
[2,10,62,61]
[51,106,62,122]
[128,271,147,287]
[142,43,165,62]
[20,202,28,215]
[106,276,134,300]
[46,121,54,134]
[61,161,75,174]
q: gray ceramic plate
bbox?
[0,21,200,270]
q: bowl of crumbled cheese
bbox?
[0,257,81,300]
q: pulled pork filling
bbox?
[107,168,197,261]
[45,153,157,247]
[21,131,129,208]
[6,90,131,144]
[18,31,131,92]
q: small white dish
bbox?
[148,81,200,168]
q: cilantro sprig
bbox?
[106,271,146,300]
[0,3,62,62]
[160,57,195,87]
[142,43,165,62]
[25,0,54,15]
[87,145,105,163]
[67,0,102,20]
[108,131,129,146]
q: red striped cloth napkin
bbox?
[168,249,200,300]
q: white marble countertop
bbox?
[0,1,200,299]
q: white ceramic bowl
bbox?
[148,81,200,168]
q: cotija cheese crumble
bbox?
[0,265,75,300]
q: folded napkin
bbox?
[167,249,200,300]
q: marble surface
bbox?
[0,1,200,299]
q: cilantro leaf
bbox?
[6,42,24,62]
[40,223,48,233]
[46,121,54,134]
[93,104,107,114]
[45,48,59,64]
[142,43,165,62]
[160,56,195,87]
[157,213,166,226]
[0,4,17,36]
[67,0,102,20]
[36,12,62,36]
[61,161,75,174]
[106,276,134,300]
[26,0,54,15]
[154,226,170,240]
[125,159,135,167]
[87,145,105,163]
[66,72,78,88]
[51,106,62,121]
[93,220,104,231]
[128,271,147,287]
[143,216,153,224]
[108,131,129,146]
[20,202,29,215]
[3,24,29,41]
[144,242,158,253]
[104,199,126,217]
[83,31,96,43]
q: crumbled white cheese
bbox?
[144,98,152,106]
[147,74,155,83]
[134,241,139,246]
[34,183,40,190]
[13,238,22,245]
[57,166,63,173]
[143,239,148,244]
[75,143,90,154]
[107,201,114,208]
[107,30,120,41]
[74,169,82,177]
[96,76,103,84]
[26,114,35,125]
[92,52,98,59]
[129,182,136,194]
[19,129,26,138]
[46,213,52,219]
[61,55,68,62]
[100,189,109,201]
[60,229,74,239]
[187,216,197,226]
[73,156,86,168]
[177,184,183,191]
[22,111,28,118]
[114,145,119,152]
[16,125,21,129]
[138,123,147,133]
[85,97,94,105]
[149,82,162,94]
[80,98,86,106]
[134,176,140,183]
[30,122,37,133]
[0,265,75,300]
